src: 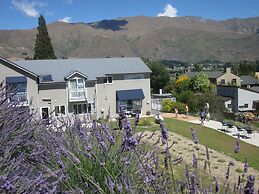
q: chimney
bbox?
[226,67,231,74]
[159,89,163,95]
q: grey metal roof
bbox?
[185,71,224,79]
[250,86,259,92]
[240,76,259,86]
[14,57,151,82]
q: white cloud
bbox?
[58,17,72,23]
[157,3,177,17]
[11,0,47,18]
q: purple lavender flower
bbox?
[159,121,168,144]
[234,133,241,153]
[106,176,115,194]
[191,128,198,144]
[213,176,219,193]
[243,158,249,177]
[92,121,107,151]
[1,180,15,192]
[164,156,169,170]
[226,162,231,180]
[120,120,138,151]
[193,154,198,168]
[189,171,196,193]
[101,125,115,145]
[244,175,255,194]
[204,159,207,171]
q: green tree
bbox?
[190,72,211,93]
[175,75,190,93]
[146,60,170,93]
[34,15,57,59]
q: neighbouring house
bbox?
[0,57,152,119]
[217,86,259,112]
[240,75,259,89]
[151,89,176,111]
[185,68,241,86]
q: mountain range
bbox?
[0,16,259,63]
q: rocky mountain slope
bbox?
[0,16,259,63]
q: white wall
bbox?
[238,88,259,111]
[96,78,151,118]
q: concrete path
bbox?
[188,119,259,148]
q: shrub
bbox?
[0,85,257,193]
[162,99,186,114]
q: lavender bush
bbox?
[0,85,258,193]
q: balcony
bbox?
[69,89,87,102]
[9,92,29,106]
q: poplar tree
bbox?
[33,15,57,59]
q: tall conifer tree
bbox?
[33,15,57,59]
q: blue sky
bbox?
[0,0,259,29]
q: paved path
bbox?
[188,119,259,147]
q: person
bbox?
[185,105,189,118]
[200,109,205,125]
[174,107,178,118]
[204,103,210,121]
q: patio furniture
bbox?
[236,126,243,132]
[244,127,254,138]
[236,127,251,139]
[220,122,228,132]
[226,123,234,133]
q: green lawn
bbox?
[137,117,259,171]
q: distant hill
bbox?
[0,16,259,63]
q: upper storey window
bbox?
[70,78,85,90]
[124,74,144,80]
[104,76,113,84]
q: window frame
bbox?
[40,107,50,119]
[54,105,66,117]
[69,77,85,91]
[104,76,113,84]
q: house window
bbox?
[117,99,142,113]
[41,107,49,119]
[231,79,237,85]
[244,104,248,108]
[73,103,88,114]
[70,78,85,90]
[6,76,27,103]
[220,79,225,84]
[54,105,66,116]
[227,104,232,108]
[124,74,144,80]
[104,76,113,83]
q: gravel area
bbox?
[138,130,259,188]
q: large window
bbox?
[54,105,66,116]
[124,74,144,80]
[70,78,84,90]
[6,76,27,103]
[69,78,86,98]
[73,103,93,114]
[117,100,142,113]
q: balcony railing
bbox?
[69,90,87,101]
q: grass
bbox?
[136,117,259,171]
